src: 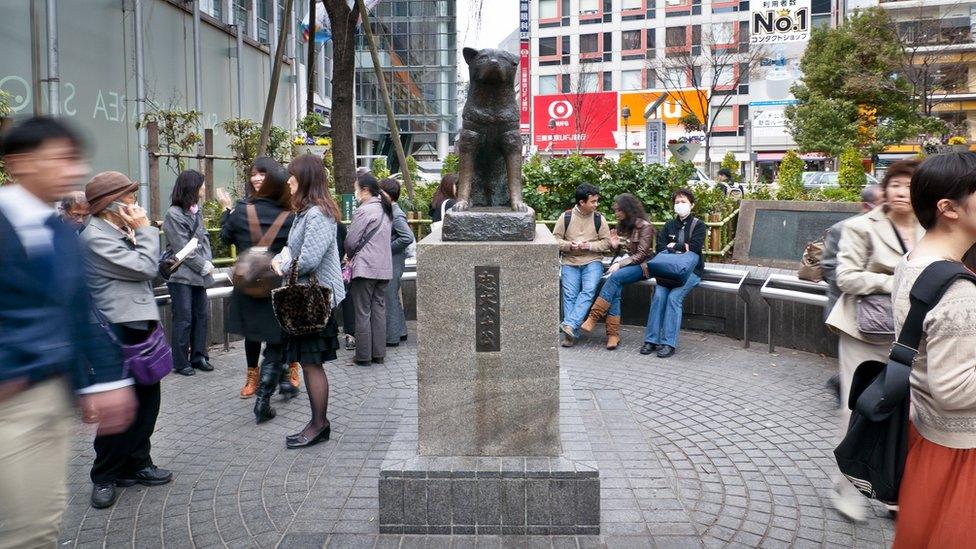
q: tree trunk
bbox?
[323,0,359,196]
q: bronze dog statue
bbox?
[453,47,526,213]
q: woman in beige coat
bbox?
[825,159,923,522]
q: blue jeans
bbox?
[598,264,648,317]
[561,262,604,333]
[643,272,701,349]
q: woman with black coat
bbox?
[217,157,295,399]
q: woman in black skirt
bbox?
[218,157,295,400]
[270,154,344,448]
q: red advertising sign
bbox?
[532,92,619,150]
[520,40,530,133]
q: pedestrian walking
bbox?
[163,170,215,376]
[891,152,976,547]
[268,154,344,447]
[0,116,135,547]
[553,183,611,347]
[825,159,922,522]
[345,174,394,365]
[218,157,296,399]
[640,188,706,358]
[379,177,415,346]
[58,190,90,229]
[580,193,655,350]
[81,170,172,509]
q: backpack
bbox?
[835,260,976,504]
[797,229,828,282]
[563,209,603,233]
[231,204,290,298]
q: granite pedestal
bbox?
[442,207,536,242]
[378,224,600,534]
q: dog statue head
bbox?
[463,47,519,86]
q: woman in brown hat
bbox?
[80,171,172,510]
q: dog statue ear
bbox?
[463,47,480,65]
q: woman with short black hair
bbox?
[640,188,706,358]
[890,152,976,546]
[163,169,214,377]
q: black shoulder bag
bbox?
[158,213,201,281]
[835,260,976,505]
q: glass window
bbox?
[580,72,599,92]
[711,106,734,127]
[812,14,831,29]
[580,33,599,53]
[711,22,734,44]
[665,67,686,87]
[622,70,643,90]
[623,0,643,9]
[561,73,571,92]
[540,0,557,18]
[666,27,687,47]
[539,37,558,56]
[714,65,735,87]
[539,75,558,94]
[622,30,642,50]
[580,0,600,13]
[603,71,612,91]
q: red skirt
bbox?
[893,423,976,549]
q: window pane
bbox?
[666,27,686,47]
[665,67,685,87]
[580,33,599,53]
[540,0,557,18]
[539,75,558,94]
[622,30,642,50]
[714,65,735,87]
[580,0,599,13]
[539,37,557,56]
[580,72,598,92]
[711,23,733,44]
[603,71,612,91]
[711,106,734,127]
[622,70,643,90]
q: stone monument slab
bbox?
[442,207,536,242]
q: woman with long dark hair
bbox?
[268,154,344,447]
[430,173,457,222]
[346,174,394,365]
[218,157,296,400]
[162,169,214,377]
[379,177,415,346]
[580,193,656,350]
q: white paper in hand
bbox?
[170,237,198,271]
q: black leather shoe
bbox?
[372,357,385,364]
[191,359,214,372]
[286,422,331,449]
[386,342,399,347]
[90,482,118,509]
[400,334,408,342]
[116,466,172,487]
[254,396,276,424]
[656,345,675,358]
[640,343,658,355]
[175,366,195,376]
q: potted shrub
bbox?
[949,135,969,152]
[293,113,330,157]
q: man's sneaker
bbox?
[116,466,173,487]
[560,325,576,347]
[90,482,118,509]
[831,489,868,523]
[640,343,658,355]
[656,345,675,358]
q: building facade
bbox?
[354,0,458,165]
[528,0,840,178]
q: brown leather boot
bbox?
[239,367,259,399]
[580,297,611,333]
[605,316,621,350]
[289,363,301,390]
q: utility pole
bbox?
[45,0,59,115]
[356,0,414,202]
[258,0,295,156]
[306,0,316,115]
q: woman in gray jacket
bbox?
[268,154,345,448]
[379,178,415,346]
[346,174,393,366]
[162,170,214,376]
[81,171,172,509]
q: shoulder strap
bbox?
[246,204,262,245]
[888,219,909,254]
[256,211,290,248]
[891,261,976,366]
[594,212,602,232]
[564,210,572,232]
[349,224,381,258]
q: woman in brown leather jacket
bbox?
[581,193,655,349]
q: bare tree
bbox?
[651,28,766,172]
[321,0,361,195]
[555,62,616,153]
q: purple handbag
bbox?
[94,310,173,385]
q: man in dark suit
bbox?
[0,117,136,547]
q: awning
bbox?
[801,153,828,160]
[756,152,783,161]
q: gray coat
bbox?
[279,206,346,305]
[162,205,214,287]
[345,196,393,281]
[79,217,161,324]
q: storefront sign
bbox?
[618,89,708,128]
[520,40,530,133]
[751,0,811,45]
[532,92,619,150]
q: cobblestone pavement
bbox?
[59,325,895,548]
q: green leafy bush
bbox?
[371,157,391,179]
[838,145,866,192]
[218,118,292,193]
[720,151,739,183]
[777,150,805,200]
[441,153,459,175]
[815,186,861,202]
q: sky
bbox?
[456,0,519,79]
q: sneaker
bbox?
[344,335,356,350]
[640,343,658,355]
[656,345,675,358]
[90,482,118,509]
[116,465,173,487]
[560,325,576,347]
[831,489,868,523]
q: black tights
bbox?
[299,364,330,438]
[245,340,262,369]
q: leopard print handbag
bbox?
[271,258,333,335]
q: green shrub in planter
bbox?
[838,145,866,192]
[777,150,804,200]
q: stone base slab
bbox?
[442,207,536,241]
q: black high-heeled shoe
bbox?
[286,422,331,449]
